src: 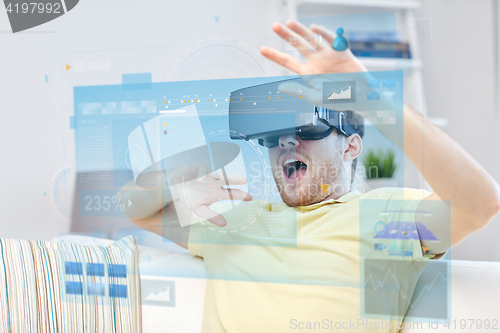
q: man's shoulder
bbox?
[362,187,432,201]
[210,199,280,215]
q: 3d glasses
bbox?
[228,77,359,148]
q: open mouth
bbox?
[283,158,308,181]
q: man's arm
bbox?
[261,19,500,254]
[118,176,190,249]
[117,166,252,249]
[403,105,500,252]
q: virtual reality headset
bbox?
[228,77,359,148]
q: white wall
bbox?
[417,0,500,261]
[0,0,288,240]
[1,0,499,261]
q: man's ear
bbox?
[343,134,362,162]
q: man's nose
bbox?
[279,134,300,149]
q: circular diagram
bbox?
[125,145,147,173]
[167,36,270,81]
[374,221,386,235]
[50,166,75,220]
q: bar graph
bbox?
[323,81,357,104]
[327,86,352,100]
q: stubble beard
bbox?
[273,156,349,207]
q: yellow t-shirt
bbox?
[188,187,438,333]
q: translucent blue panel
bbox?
[66,281,83,295]
[109,284,127,298]
[109,264,127,278]
[360,198,451,322]
[122,73,152,85]
[87,283,106,296]
[65,262,83,276]
[86,263,105,277]
[141,279,175,307]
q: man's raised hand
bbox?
[260,19,367,76]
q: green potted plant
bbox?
[362,148,398,189]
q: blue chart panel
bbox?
[323,81,357,104]
[71,71,403,256]
[87,263,105,276]
[87,283,106,296]
[366,77,397,101]
[367,91,380,101]
[405,261,450,321]
[374,221,438,241]
[109,264,127,278]
[141,279,176,307]
[64,261,128,300]
[109,284,127,298]
[66,281,83,295]
[363,259,449,321]
[71,73,296,242]
[65,262,83,275]
[360,198,450,322]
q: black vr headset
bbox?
[228,77,359,148]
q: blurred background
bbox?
[0,0,498,261]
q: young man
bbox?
[119,20,500,332]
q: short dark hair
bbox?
[335,111,365,185]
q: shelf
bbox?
[296,0,420,10]
[360,57,423,70]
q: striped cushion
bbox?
[0,236,141,332]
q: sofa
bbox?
[54,235,500,333]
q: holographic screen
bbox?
[71,75,289,242]
[71,70,406,280]
[66,11,405,243]
[66,11,450,294]
[360,198,452,322]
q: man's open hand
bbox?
[172,168,252,227]
[260,19,367,75]
[118,163,252,230]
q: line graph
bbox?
[323,81,357,104]
[363,259,449,320]
[364,268,447,307]
[327,85,352,100]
